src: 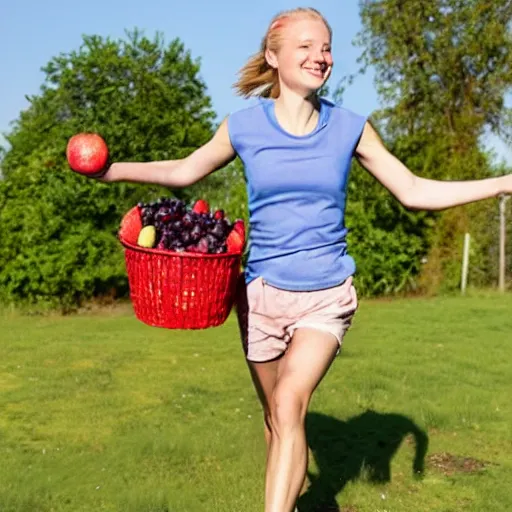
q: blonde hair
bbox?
[233,8,332,99]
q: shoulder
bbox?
[320,98,368,125]
[321,99,369,150]
[227,100,268,149]
[228,100,266,124]
[354,120,386,160]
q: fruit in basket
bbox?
[66,133,109,176]
[233,219,245,239]
[192,199,209,214]
[137,225,157,248]
[130,197,245,255]
[226,219,246,253]
[226,226,245,254]
[119,206,143,245]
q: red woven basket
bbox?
[118,206,242,329]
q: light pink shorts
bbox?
[236,275,358,363]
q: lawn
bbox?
[0,293,511,511]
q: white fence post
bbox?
[461,233,471,295]
[499,194,510,293]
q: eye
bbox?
[323,47,331,53]
[300,44,310,49]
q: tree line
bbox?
[0,0,511,309]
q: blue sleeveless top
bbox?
[227,98,367,291]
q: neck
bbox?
[273,88,320,136]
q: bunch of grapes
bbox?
[137,197,235,254]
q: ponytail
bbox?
[233,47,280,99]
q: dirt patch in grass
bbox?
[427,452,493,475]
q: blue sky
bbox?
[1,0,510,163]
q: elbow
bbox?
[397,176,424,211]
[397,187,420,211]
[163,162,197,188]
[399,193,420,211]
[172,176,195,188]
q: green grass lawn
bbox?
[0,293,511,512]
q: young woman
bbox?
[97,8,511,512]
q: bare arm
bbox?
[101,118,236,187]
[355,122,512,211]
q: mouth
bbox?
[302,64,329,80]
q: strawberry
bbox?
[119,206,143,245]
[192,199,209,214]
[213,209,225,220]
[232,219,245,241]
[226,226,245,254]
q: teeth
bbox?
[303,66,326,74]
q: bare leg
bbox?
[265,328,339,512]
[235,274,281,460]
[247,357,313,509]
[246,359,280,459]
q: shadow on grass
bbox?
[298,410,429,512]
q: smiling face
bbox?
[265,16,333,97]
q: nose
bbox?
[310,47,326,64]
[313,48,325,62]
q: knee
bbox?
[268,385,309,436]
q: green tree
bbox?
[356,0,512,151]
[343,0,512,292]
[0,30,221,309]
[346,160,433,296]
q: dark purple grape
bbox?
[166,208,180,222]
[172,220,184,231]
[180,231,192,245]
[210,222,226,239]
[175,202,186,217]
[142,214,154,227]
[182,213,194,229]
[190,224,203,242]
[204,233,217,253]
[154,207,169,224]
[163,233,172,245]
[169,239,184,250]
[195,237,209,254]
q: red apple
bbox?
[66,133,109,176]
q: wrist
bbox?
[102,162,119,182]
